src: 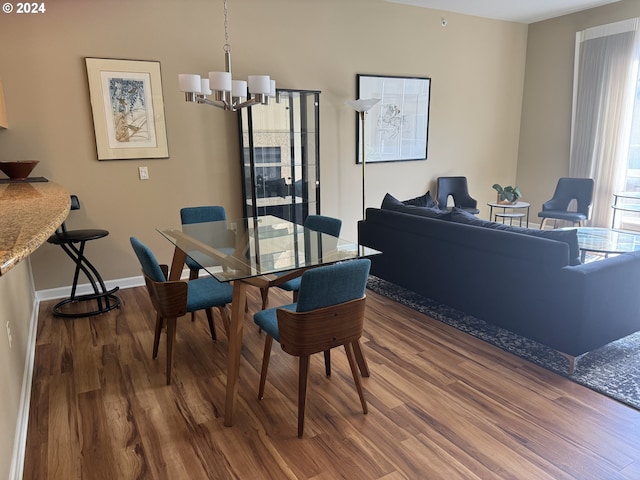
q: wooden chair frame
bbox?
[258,296,368,437]
[142,265,229,385]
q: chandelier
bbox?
[178,0,275,111]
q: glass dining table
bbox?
[157,215,379,427]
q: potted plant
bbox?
[492,184,522,204]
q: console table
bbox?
[611,192,640,227]
[487,201,530,227]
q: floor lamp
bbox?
[346,98,380,219]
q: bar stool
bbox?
[47,195,120,318]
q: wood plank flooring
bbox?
[23,284,640,479]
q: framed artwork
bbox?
[355,74,431,164]
[85,58,169,160]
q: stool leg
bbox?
[53,240,120,318]
[60,241,87,301]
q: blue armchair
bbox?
[538,178,594,229]
[436,176,479,214]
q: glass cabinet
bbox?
[238,89,320,224]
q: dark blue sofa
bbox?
[358,204,640,364]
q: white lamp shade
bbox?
[209,71,232,92]
[248,75,271,95]
[200,78,212,96]
[232,80,247,98]
[178,74,201,93]
[346,98,381,113]
[269,79,276,98]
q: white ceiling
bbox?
[384,0,622,24]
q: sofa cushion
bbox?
[507,226,581,266]
[450,207,581,265]
[382,193,452,220]
[402,191,438,208]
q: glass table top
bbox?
[157,215,378,282]
[564,227,640,256]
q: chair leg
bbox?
[353,340,370,378]
[166,317,177,385]
[217,305,230,338]
[205,308,216,342]
[153,314,164,359]
[293,290,299,303]
[258,288,269,333]
[324,350,331,377]
[190,270,199,322]
[540,218,549,230]
[345,341,368,415]
[258,335,273,400]
[298,355,310,438]
[260,287,270,310]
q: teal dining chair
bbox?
[259,214,342,310]
[130,236,233,385]
[254,258,371,437]
[180,206,227,280]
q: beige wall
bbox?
[517,0,640,216]
[0,260,36,480]
[0,0,528,291]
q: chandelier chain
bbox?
[223,0,230,52]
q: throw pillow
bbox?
[381,193,451,220]
[402,191,438,209]
[381,193,405,210]
[399,204,453,220]
[450,208,509,230]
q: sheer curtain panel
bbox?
[570,18,640,227]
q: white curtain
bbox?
[570,18,640,227]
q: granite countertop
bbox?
[0,180,70,276]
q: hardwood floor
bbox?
[24,284,640,479]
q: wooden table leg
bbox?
[224,280,247,427]
[168,247,187,281]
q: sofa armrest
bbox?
[557,251,640,355]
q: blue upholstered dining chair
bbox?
[130,237,233,385]
[254,258,371,437]
[259,214,342,310]
[180,206,227,280]
[538,177,594,229]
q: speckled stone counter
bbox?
[0,181,70,276]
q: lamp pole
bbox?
[360,110,367,220]
[346,98,380,220]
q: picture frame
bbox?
[85,57,169,160]
[355,74,431,164]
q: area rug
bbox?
[367,276,640,410]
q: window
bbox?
[620,75,640,228]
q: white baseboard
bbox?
[9,294,38,480]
